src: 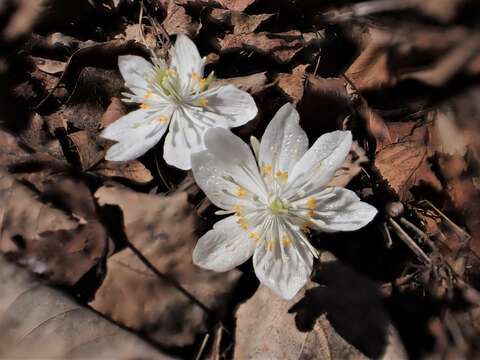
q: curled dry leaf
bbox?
[218,31,323,64]
[91,185,241,347]
[0,170,108,285]
[100,97,128,129]
[32,56,67,75]
[0,255,171,359]
[276,64,308,104]
[374,122,442,201]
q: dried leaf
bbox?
[212,72,269,95]
[374,122,442,201]
[276,64,308,104]
[218,31,322,64]
[208,9,273,34]
[0,255,171,359]
[0,170,107,285]
[100,97,128,129]
[91,185,241,347]
[161,0,199,37]
[95,160,154,184]
[218,0,257,11]
[32,56,67,74]
[68,130,105,170]
[328,142,369,188]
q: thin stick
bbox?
[154,152,173,191]
[419,200,471,241]
[195,333,210,360]
[125,240,215,318]
[388,218,431,264]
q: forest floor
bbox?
[0,0,480,359]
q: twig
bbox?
[125,240,215,318]
[154,152,173,191]
[418,200,471,241]
[195,333,210,360]
[388,217,431,264]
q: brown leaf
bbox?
[100,97,127,129]
[374,122,442,201]
[95,160,153,184]
[328,142,369,188]
[32,56,67,75]
[401,33,480,87]
[208,9,273,34]
[356,99,391,145]
[0,255,172,359]
[68,130,105,170]
[345,27,394,92]
[91,185,241,347]
[161,0,199,37]
[218,31,322,64]
[218,0,257,11]
[0,170,107,285]
[212,72,269,95]
[276,64,308,104]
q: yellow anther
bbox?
[248,232,260,243]
[265,240,274,252]
[275,170,288,182]
[198,98,209,108]
[191,72,200,81]
[168,69,177,76]
[262,164,272,176]
[198,78,208,89]
[233,205,243,216]
[140,103,151,109]
[237,217,249,230]
[144,91,154,100]
[301,221,312,234]
[158,115,169,124]
[307,197,317,210]
[282,235,293,247]
[235,186,247,198]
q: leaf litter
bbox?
[0,0,480,358]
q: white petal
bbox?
[253,226,313,300]
[186,85,257,128]
[203,127,267,199]
[118,55,153,96]
[193,216,256,272]
[259,103,308,174]
[288,130,352,191]
[308,187,377,232]
[170,34,204,89]
[163,111,205,170]
[103,109,169,161]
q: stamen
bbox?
[262,164,272,176]
[237,217,249,230]
[191,72,200,81]
[198,98,209,108]
[248,232,260,243]
[140,103,151,109]
[301,220,312,234]
[235,186,247,198]
[265,240,274,252]
[307,197,317,217]
[282,235,293,247]
[158,115,169,124]
[144,91,154,100]
[275,170,288,182]
[233,205,243,216]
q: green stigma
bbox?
[269,197,289,215]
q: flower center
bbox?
[269,197,289,215]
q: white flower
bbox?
[101,34,258,170]
[191,103,377,300]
